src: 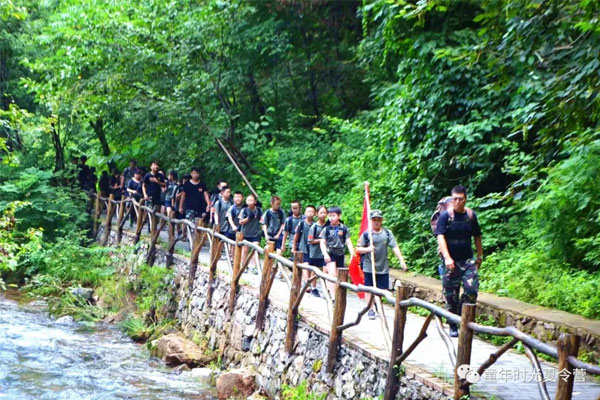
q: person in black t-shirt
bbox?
[435,185,483,337]
[179,167,210,220]
[126,170,143,226]
[98,171,110,197]
[109,169,122,201]
[142,161,166,208]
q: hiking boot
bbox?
[449,325,459,338]
[311,288,320,298]
[368,309,377,320]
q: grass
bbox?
[281,381,327,400]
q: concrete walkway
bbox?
[111,215,600,400]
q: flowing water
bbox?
[0,290,216,400]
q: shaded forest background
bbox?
[1,0,599,319]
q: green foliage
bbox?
[281,381,327,400]
[119,316,153,343]
[479,246,600,319]
[0,164,89,240]
[131,263,173,319]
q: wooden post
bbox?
[228,232,244,314]
[188,218,204,290]
[555,334,580,400]
[146,211,159,266]
[134,199,146,244]
[285,252,304,354]
[207,225,224,306]
[383,285,410,400]
[115,199,126,244]
[92,192,102,238]
[166,210,175,267]
[326,268,349,373]
[101,194,115,246]
[454,303,476,400]
[255,241,276,331]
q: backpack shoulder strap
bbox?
[383,227,392,243]
[465,207,473,220]
[447,208,454,222]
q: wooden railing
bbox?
[92,193,600,400]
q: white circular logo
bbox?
[457,364,480,383]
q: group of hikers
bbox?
[85,158,483,337]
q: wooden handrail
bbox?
[91,195,600,382]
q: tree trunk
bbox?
[90,118,114,170]
[247,70,266,118]
[50,122,65,172]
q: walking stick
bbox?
[364,181,392,350]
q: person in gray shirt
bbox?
[239,194,262,272]
[356,209,408,319]
[293,205,318,297]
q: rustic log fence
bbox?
[92,192,600,400]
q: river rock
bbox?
[70,287,94,302]
[56,315,74,325]
[154,334,216,367]
[216,368,256,400]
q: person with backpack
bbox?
[319,206,355,300]
[239,193,262,273]
[126,170,143,227]
[356,210,407,319]
[226,191,245,241]
[282,200,303,256]
[120,159,138,196]
[293,205,319,297]
[260,196,286,251]
[164,170,179,215]
[209,180,228,225]
[179,166,209,220]
[142,161,166,209]
[431,196,454,278]
[435,185,483,337]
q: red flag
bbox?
[349,185,370,298]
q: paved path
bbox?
[110,214,600,400]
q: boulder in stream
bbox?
[216,368,255,400]
[154,334,216,367]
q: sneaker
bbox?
[368,309,377,320]
[449,325,459,338]
[311,288,320,298]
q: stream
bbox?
[0,290,216,400]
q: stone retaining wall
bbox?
[102,229,449,400]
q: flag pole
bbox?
[364,181,392,350]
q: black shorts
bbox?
[310,257,325,267]
[150,196,162,207]
[301,253,311,265]
[244,236,260,243]
[225,232,237,240]
[364,272,390,290]
[266,235,283,250]
[329,253,345,270]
